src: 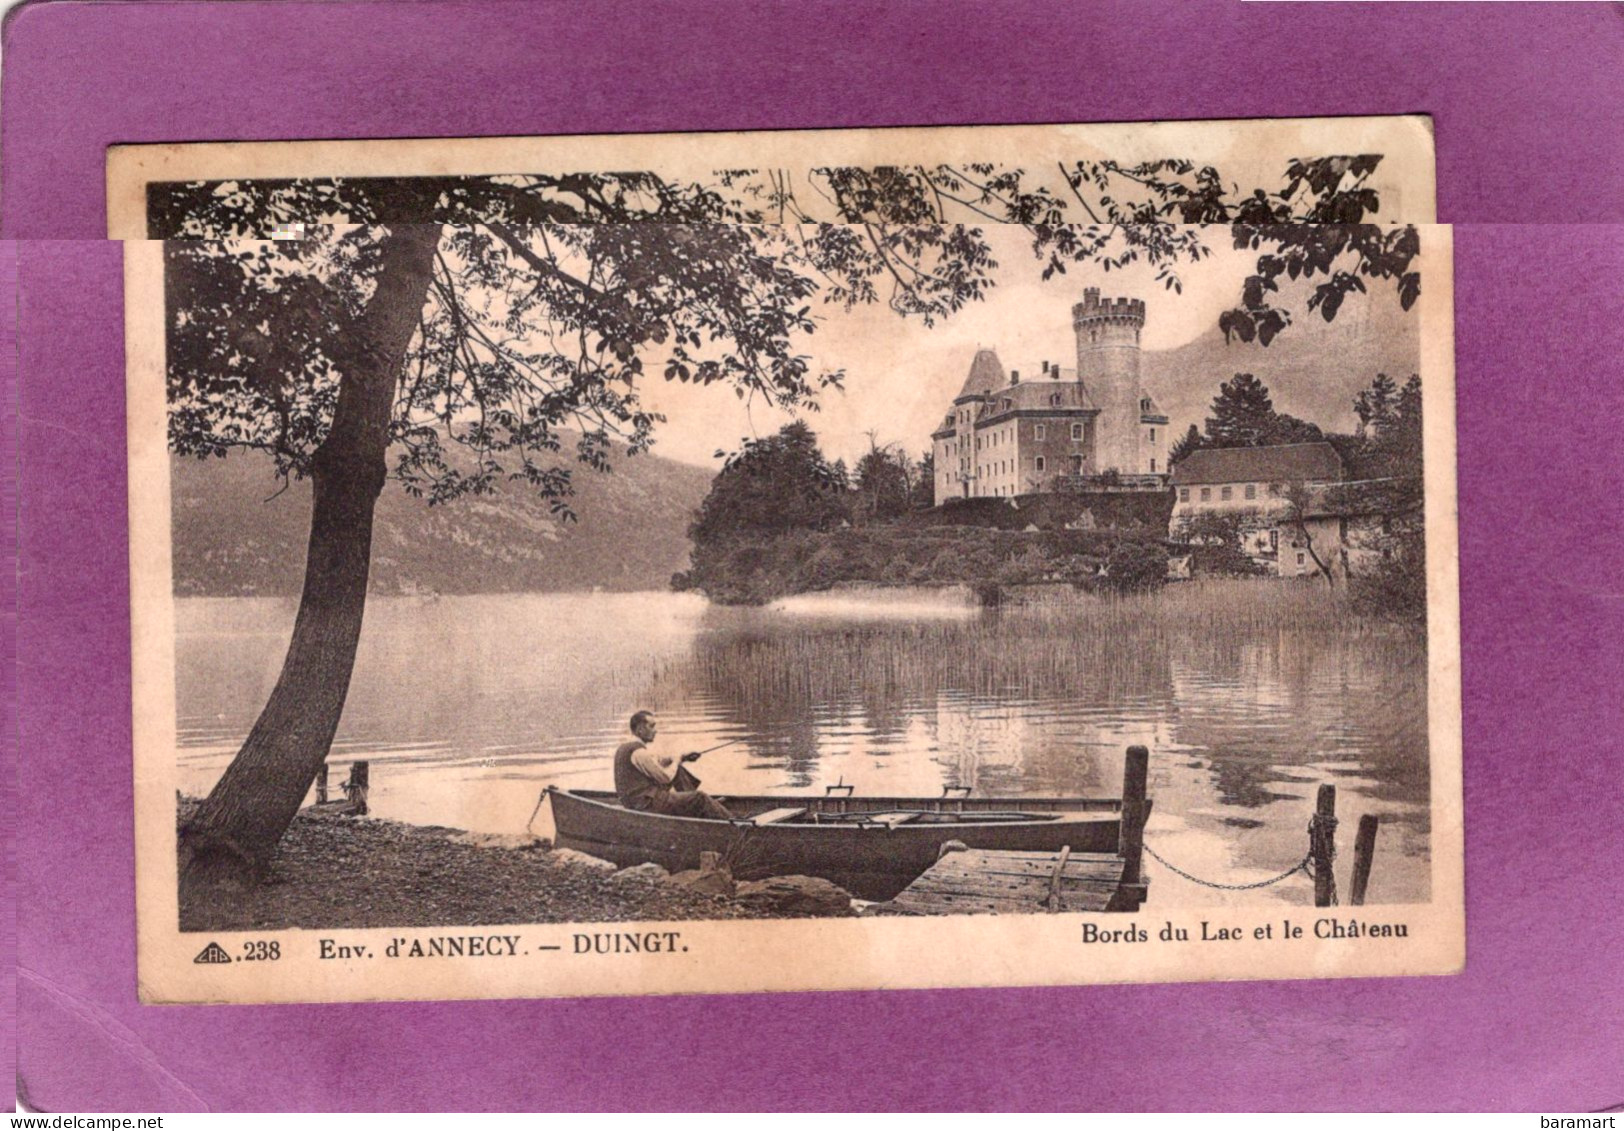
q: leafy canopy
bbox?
[688,422,851,542]
[1202,373,1325,450]
[162,159,1424,517]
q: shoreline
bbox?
[178,800,847,932]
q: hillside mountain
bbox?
[1142,297,1421,443]
[171,442,714,596]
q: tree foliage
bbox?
[1168,423,1205,468]
[168,219,999,515]
[1202,373,1326,450]
[1334,373,1424,480]
[853,437,919,522]
[910,451,936,511]
[154,154,1422,355]
[687,422,850,545]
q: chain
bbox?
[1141,840,1313,891]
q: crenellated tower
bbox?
[1073,287,1146,475]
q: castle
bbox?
[930,288,1169,506]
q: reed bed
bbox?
[662,579,1426,716]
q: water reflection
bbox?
[176,584,1431,906]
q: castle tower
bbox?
[1072,287,1146,475]
[931,347,1006,503]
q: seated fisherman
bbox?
[614,710,733,820]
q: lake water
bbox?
[176,583,1432,906]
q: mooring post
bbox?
[315,764,329,805]
[345,761,370,816]
[1312,784,1337,907]
[1119,745,1150,886]
[1349,814,1379,906]
[1045,845,1073,912]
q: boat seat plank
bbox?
[870,812,923,827]
[751,807,807,826]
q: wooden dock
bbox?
[871,744,1153,916]
[881,847,1148,915]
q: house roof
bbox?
[1171,442,1344,486]
[954,348,1006,401]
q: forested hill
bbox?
[170,445,713,596]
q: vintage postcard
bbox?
[108,115,1435,239]
[127,219,1461,1004]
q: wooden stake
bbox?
[1350,814,1379,906]
[1045,845,1072,912]
[1313,784,1337,908]
[315,764,329,805]
[345,761,370,816]
[1119,745,1150,886]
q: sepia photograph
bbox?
[125,170,1460,1002]
[9,0,1620,1108]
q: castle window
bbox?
[1071,423,1084,441]
[1034,424,1046,441]
[1297,552,1306,567]
[1050,393,1061,407]
[1200,488,1212,502]
[1150,458,1157,473]
[1035,457,1046,473]
[1245,484,1256,500]
[1178,488,1189,502]
[1221,486,1233,501]
[1150,427,1156,442]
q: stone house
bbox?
[1169,442,1422,578]
[1169,442,1343,577]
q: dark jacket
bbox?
[613,740,665,810]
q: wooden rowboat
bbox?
[545,785,1124,901]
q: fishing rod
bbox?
[683,722,818,756]
[688,735,759,756]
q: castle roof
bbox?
[980,378,1097,418]
[1171,442,1344,486]
[954,348,1006,401]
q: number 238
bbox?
[243,940,280,961]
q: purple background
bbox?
[5,0,1624,1112]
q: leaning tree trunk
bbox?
[181,225,443,889]
[1295,520,1336,586]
